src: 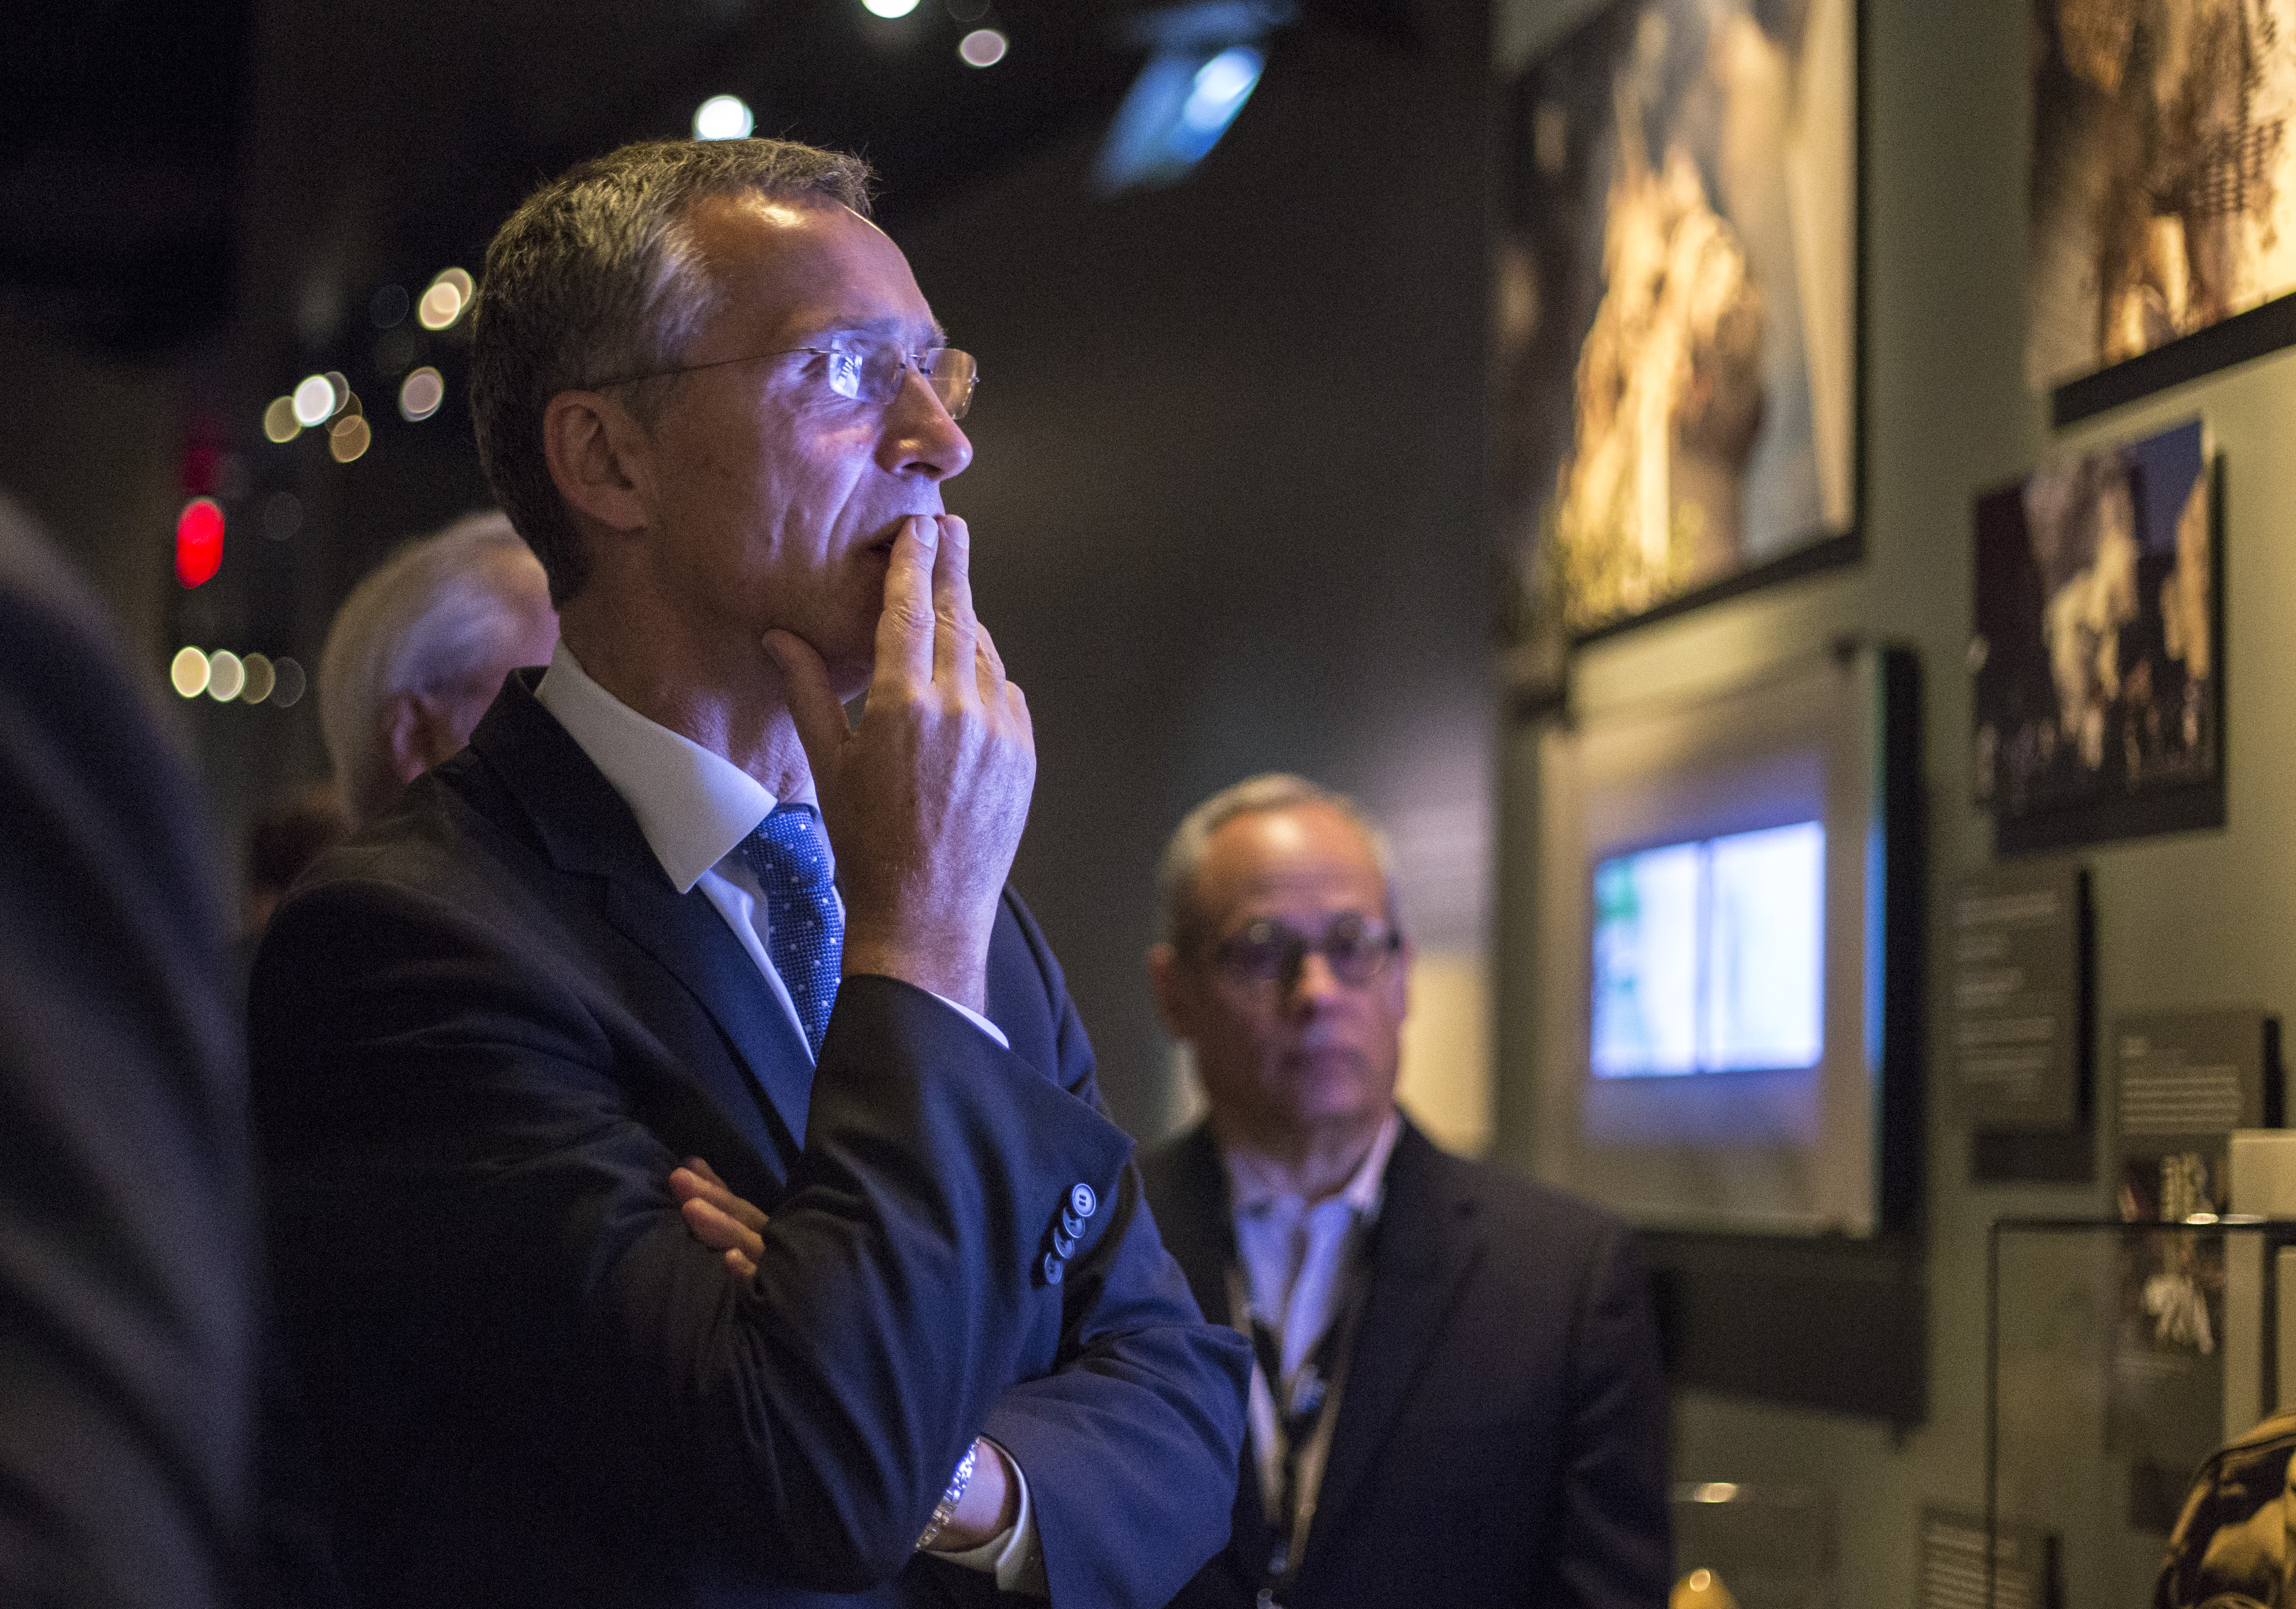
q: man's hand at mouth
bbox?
[764,514,1034,1015]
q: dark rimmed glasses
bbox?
[1207,913,1402,989]
[594,332,978,420]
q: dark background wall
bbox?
[902,2,1497,1130]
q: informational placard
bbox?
[2115,1008,2282,1220]
[1952,863,2086,1128]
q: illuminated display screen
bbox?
[1590,821,1825,1077]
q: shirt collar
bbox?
[1221,1106,1402,1220]
[533,640,810,893]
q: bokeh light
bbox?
[292,373,338,427]
[170,646,210,698]
[417,268,473,331]
[263,490,302,540]
[240,652,277,704]
[693,94,754,140]
[263,396,300,442]
[175,498,224,588]
[371,283,410,328]
[329,416,372,463]
[958,28,1007,66]
[399,366,445,422]
[862,0,919,16]
[206,650,246,703]
[272,656,307,707]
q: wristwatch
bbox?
[915,1439,979,1551]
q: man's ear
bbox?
[381,690,462,786]
[1147,943,1192,1041]
[542,389,654,535]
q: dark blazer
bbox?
[250,671,1249,1609]
[1140,1120,1671,1609]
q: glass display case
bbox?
[1989,1217,2296,1608]
[1672,1481,1838,1609]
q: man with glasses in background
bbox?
[250,138,1247,1609]
[1140,774,1671,1609]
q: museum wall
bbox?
[1494,0,2296,1602]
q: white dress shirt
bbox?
[1219,1107,1401,1515]
[533,642,1038,1591]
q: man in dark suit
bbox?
[1140,775,1671,1609]
[250,138,1248,1608]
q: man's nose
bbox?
[878,368,973,480]
[1284,949,1348,1012]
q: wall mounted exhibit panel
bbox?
[2030,0,2296,422]
[1494,0,1862,693]
[1531,641,1922,1238]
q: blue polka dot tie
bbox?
[738,804,844,1060]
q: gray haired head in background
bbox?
[318,510,558,824]
[1154,771,1400,950]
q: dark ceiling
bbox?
[0,0,1422,359]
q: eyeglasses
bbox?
[1206,914,1402,988]
[594,333,978,420]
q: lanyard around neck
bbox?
[1224,1233,1374,1607]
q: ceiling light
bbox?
[693,94,754,140]
[862,0,920,17]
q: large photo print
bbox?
[2029,0,2296,403]
[1496,0,1856,671]
[1971,419,2222,853]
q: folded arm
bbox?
[253,878,1136,1593]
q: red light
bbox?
[176,498,224,587]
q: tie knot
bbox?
[745,804,835,894]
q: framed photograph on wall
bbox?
[2030,0,2296,424]
[1494,0,1858,695]
[1971,418,2223,853]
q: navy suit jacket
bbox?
[1140,1121,1671,1609]
[251,671,1249,1608]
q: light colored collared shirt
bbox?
[1219,1106,1402,1514]
[534,641,1038,1592]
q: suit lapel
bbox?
[1151,1126,1271,1545]
[1311,1123,1480,1543]
[1155,1126,1237,1330]
[602,877,816,1151]
[459,671,810,1166]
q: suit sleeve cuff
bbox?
[927,990,1012,1051]
[928,1438,1045,1595]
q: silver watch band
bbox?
[915,1439,979,1551]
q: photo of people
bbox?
[2028,0,2296,393]
[1971,419,2221,850]
[1495,0,1856,657]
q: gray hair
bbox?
[470,138,875,606]
[318,511,551,823]
[1155,772,1399,949]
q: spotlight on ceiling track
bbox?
[1095,1,1293,192]
[694,94,755,140]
